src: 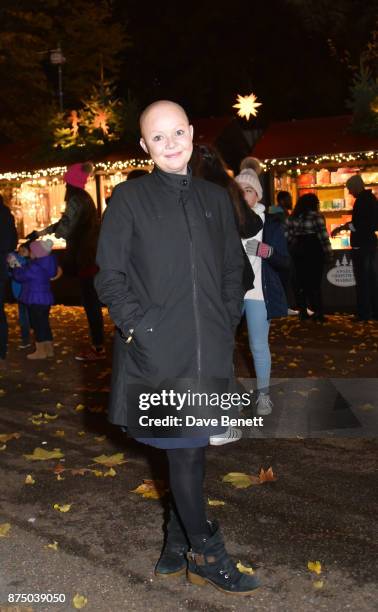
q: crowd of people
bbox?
[0,99,377,595]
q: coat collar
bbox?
[152,165,191,193]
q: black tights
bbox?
[166,446,209,537]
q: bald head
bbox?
[139,100,193,175]
[139,100,189,137]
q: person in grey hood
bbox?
[95,100,260,595]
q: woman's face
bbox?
[240,184,259,209]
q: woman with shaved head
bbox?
[95,100,260,595]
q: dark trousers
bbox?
[18,302,30,342]
[79,276,104,347]
[0,279,8,359]
[351,248,378,320]
[292,235,325,315]
[28,304,53,342]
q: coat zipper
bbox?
[181,192,201,376]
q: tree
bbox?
[0,0,128,142]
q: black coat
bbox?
[0,203,17,280]
[350,189,378,249]
[95,167,245,437]
[262,214,289,319]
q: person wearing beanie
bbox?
[331,174,378,321]
[12,239,58,359]
[34,162,105,360]
[234,168,289,416]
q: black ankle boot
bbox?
[154,509,189,578]
[187,522,260,595]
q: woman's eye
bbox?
[176,129,184,136]
[152,135,162,142]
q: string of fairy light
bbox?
[0,159,153,182]
[262,150,377,172]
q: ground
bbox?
[0,305,377,612]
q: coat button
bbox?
[182,179,188,186]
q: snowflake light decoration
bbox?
[233,93,262,120]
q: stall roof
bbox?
[0,117,239,175]
[252,115,378,160]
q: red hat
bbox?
[64,162,93,189]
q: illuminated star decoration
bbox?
[233,93,262,121]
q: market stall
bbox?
[253,115,378,312]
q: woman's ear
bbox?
[140,138,148,154]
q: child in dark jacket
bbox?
[12,239,57,360]
[7,243,32,348]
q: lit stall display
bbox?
[252,115,378,312]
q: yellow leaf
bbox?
[360,403,375,412]
[24,448,64,461]
[43,413,58,420]
[77,431,86,436]
[94,435,106,442]
[46,540,59,551]
[53,503,71,513]
[0,522,11,537]
[88,405,104,413]
[56,402,64,409]
[208,498,225,506]
[104,467,116,477]
[259,467,277,483]
[0,444,6,451]
[0,389,6,395]
[75,404,85,412]
[237,561,255,575]
[73,593,88,609]
[288,362,298,368]
[222,472,260,488]
[92,469,104,477]
[93,453,126,467]
[53,430,65,437]
[131,479,168,499]
[56,474,65,481]
[0,432,21,443]
[308,561,322,575]
[313,580,324,589]
[25,474,35,485]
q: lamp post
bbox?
[50,44,66,112]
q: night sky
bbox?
[115,0,376,123]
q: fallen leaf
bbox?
[73,593,88,609]
[0,444,6,451]
[71,468,92,476]
[43,413,59,420]
[131,479,168,499]
[222,472,260,489]
[24,448,64,461]
[208,498,225,506]
[53,430,65,437]
[53,503,72,513]
[46,540,59,551]
[104,467,116,477]
[56,474,65,481]
[88,405,104,413]
[25,474,35,485]
[93,453,126,468]
[56,402,64,409]
[308,560,322,575]
[24,447,64,461]
[94,435,106,442]
[0,522,11,537]
[237,561,255,575]
[259,467,277,483]
[0,432,21,443]
[360,403,375,412]
[313,580,324,589]
[75,404,85,412]
[77,431,86,436]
